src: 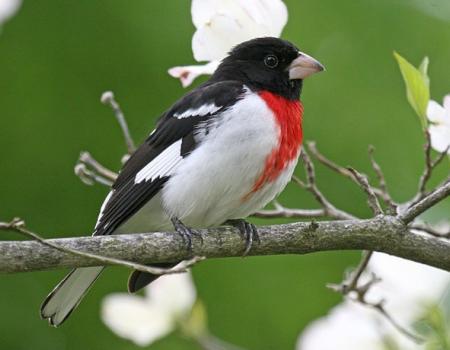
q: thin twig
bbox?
[409,223,450,239]
[414,131,450,204]
[74,163,114,187]
[327,251,374,307]
[306,142,387,200]
[330,250,374,294]
[306,141,354,178]
[400,178,450,223]
[254,200,327,219]
[329,259,425,344]
[101,91,136,154]
[372,303,424,343]
[326,248,425,343]
[368,146,397,214]
[353,296,425,343]
[347,168,384,216]
[419,130,433,197]
[79,151,118,181]
[430,148,450,171]
[74,152,118,187]
[253,207,326,218]
[0,218,204,275]
[294,150,356,220]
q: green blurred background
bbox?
[0,1,449,349]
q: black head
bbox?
[210,37,324,100]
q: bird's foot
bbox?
[226,219,260,256]
[171,217,202,253]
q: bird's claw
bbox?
[171,217,202,254]
[227,219,260,255]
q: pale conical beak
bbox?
[288,52,325,80]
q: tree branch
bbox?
[2,89,448,345]
[399,178,450,223]
[1,215,449,273]
[0,218,203,275]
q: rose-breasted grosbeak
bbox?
[41,37,324,326]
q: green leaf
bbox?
[419,56,430,87]
[394,51,430,128]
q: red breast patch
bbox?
[243,91,303,200]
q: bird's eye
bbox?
[264,55,278,68]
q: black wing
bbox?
[94,81,245,236]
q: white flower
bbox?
[168,0,288,87]
[296,253,450,350]
[426,94,450,154]
[168,61,220,88]
[0,0,21,27]
[101,272,196,347]
[298,301,420,350]
[363,253,450,322]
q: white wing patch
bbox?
[134,140,182,184]
[95,190,113,230]
[173,103,221,119]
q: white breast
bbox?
[161,89,286,227]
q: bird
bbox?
[40,37,324,326]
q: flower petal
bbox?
[297,253,450,350]
[443,94,450,114]
[191,0,222,29]
[0,0,21,24]
[191,0,287,62]
[428,123,450,153]
[192,13,257,61]
[191,0,287,34]
[297,302,420,350]
[101,294,174,347]
[168,61,220,87]
[239,0,288,37]
[179,0,288,85]
[426,100,446,124]
[364,253,450,323]
[147,271,197,318]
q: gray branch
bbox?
[1,215,449,273]
[399,178,450,223]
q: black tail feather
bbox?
[127,263,177,293]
